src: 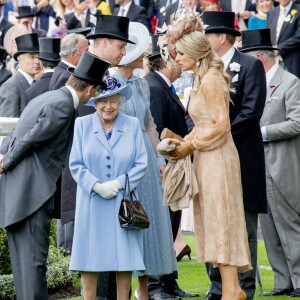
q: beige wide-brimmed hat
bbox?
[119,22,150,66]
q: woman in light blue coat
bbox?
[69,76,148,300]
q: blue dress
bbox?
[248,15,267,29]
[69,112,147,272]
[115,71,178,276]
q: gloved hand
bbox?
[157,138,181,156]
[169,141,195,160]
[93,180,122,199]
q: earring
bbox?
[196,60,200,67]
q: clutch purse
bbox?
[118,174,150,230]
[160,128,185,142]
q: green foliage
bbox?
[0,228,11,275]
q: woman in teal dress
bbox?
[248,0,273,29]
[113,22,177,300]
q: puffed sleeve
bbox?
[185,73,231,151]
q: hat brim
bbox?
[13,50,39,60]
[86,33,135,44]
[239,45,279,53]
[85,84,132,106]
[16,14,36,19]
[68,27,92,36]
[147,52,161,60]
[68,67,107,87]
[204,27,241,36]
[119,22,149,65]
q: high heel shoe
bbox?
[176,245,191,261]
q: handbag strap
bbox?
[123,174,134,202]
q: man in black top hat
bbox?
[201,11,267,300]
[145,35,197,300]
[0,33,41,117]
[25,38,61,102]
[240,28,300,298]
[16,6,47,37]
[0,1,13,46]
[0,51,110,300]
[0,46,12,86]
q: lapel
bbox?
[279,4,295,40]
[152,71,186,111]
[127,2,136,18]
[15,71,30,90]
[109,113,125,149]
[226,49,241,79]
[266,65,284,100]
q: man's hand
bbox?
[239,11,253,20]
[0,154,5,174]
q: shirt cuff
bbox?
[261,126,268,141]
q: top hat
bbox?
[68,51,110,87]
[239,28,278,53]
[119,22,149,65]
[201,11,241,36]
[86,75,132,106]
[16,6,36,19]
[147,35,162,60]
[38,38,61,61]
[0,46,8,64]
[87,15,135,44]
[13,33,40,60]
[67,27,92,36]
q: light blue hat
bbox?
[85,75,132,106]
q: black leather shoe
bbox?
[287,288,300,297]
[165,287,199,298]
[260,288,294,296]
[203,292,222,300]
[149,292,180,300]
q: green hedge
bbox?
[0,222,78,299]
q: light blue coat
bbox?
[69,111,148,272]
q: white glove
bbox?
[157,138,181,155]
[93,180,122,199]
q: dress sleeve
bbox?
[185,73,231,151]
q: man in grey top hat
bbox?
[0,33,41,117]
[0,51,110,300]
[241,28,300,298]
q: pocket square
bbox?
[232,74,239,82]
[266,96,279,103]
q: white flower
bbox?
[229,62,241,73]
[284,14,292,22]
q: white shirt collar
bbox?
[280,1,293,16]
[266,63,279,87]
[119,1,132,16]
[65,85,79,109]
[44,69,55,73]
[155,70,172,87]
[18,68,34,85]
[61,59,76,68]
[221,46,235,70]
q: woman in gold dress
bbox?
[158,11,252,300]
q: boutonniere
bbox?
[285,9,297,23]
[121,123,129,133]
[229,62,241,73]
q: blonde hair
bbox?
[175,31,231,91]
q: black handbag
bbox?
[118,174,150,230]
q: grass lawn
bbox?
[65,234,286,300]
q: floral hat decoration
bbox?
[85,75,132,106]
[157,10,204,63]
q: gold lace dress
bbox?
[185,69,252,272]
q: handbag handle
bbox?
[122,174,133,217]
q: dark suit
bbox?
[145,70,188,297]
[0,67,12,86]
[0,17,13,46]
[49,61,70,91]
[267,3,300,78]
[0,71,30,117]
[113,2,151,32]
[206,49,267,300]
[0,87,75,299]
[25,71,54,104]
[65,9,101,30]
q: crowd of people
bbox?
[0,0,300,300]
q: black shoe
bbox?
[203,292,221,300]
[165,287,199,298]
[149,292,180,300]
[287,288,300,297]
[260,288,294,296]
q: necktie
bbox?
[170,84,176,94]
[276,7,285,42]
[120,8,125,16]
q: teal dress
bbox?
[248,15,267,29]
[115,71,178,276]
